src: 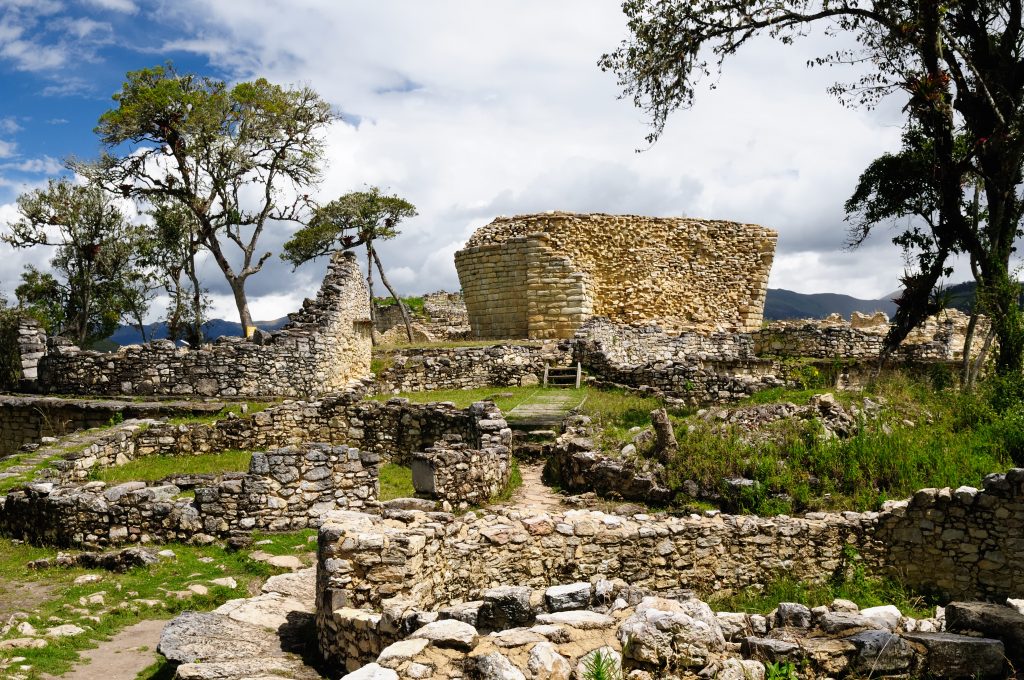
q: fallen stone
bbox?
[715,612,749,641]
[210,577,238,589]
[410,619,479,651]
[535,610,615,630]
[710,658,765,680]
[45,624,85,638]
[527,641,572,680]
[0,638,46,650]
[215,592,312,630]
[479,586,534,630]
[159,611,287,664]
[476,651,526,680]
[438,600,483,626]
[945,602,1024,668]
[903,631,1005,678]
[816,611,877,634]
[619,597,724,669]
[775,602,812,628]
[544,582,591,612]
[261,567,316,604]
[859,604,901,630]
[377,638,430,668]
[741,637,800,662]
[846,630,917,675]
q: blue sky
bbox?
[0,0,966,323]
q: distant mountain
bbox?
[764,289,898,321]
[108,317,289,346]
[940,280,1024,313]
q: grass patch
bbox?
[91,450,254,484]
[369,386,572,412]
[375,295,426,316]
[0,530,314,678]
[379,463,415,501]
[664,373,1017,514]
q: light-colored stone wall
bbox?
[27,251,372,398]
[455,212,777,339]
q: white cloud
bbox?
[81,0,138,13]
[2,156,63,174]
[0,139,16,158]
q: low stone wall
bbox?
[22,251,372,398]
[0,443,379,547]
[877,469,1024,601]
[316,469,1024,670]
[0,396,224,456]
[373,291,470,341]
[371,342,572,394]
[411,439,511,506]
[316,507,879,669]
[42,392,507,484]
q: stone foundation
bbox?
[0,443,379,547]
[20,251,372,398]
[411,439,511,506]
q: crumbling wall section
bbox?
[455,212,777,339]
[28,251,372,398]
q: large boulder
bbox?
[903,631,1005,678]
[945,601,1024,668]
[479,586,534,631]
[617,596,724,669]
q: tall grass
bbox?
[91,450,254,484]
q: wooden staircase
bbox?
[543,362,582,389]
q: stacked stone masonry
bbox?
[373,292,470,341]
[316,469,1024,671]
[20,251,372,398]
[0,443,379,546]
[371,342,572,394]
[455,212,777,339]
[411,439,512,506]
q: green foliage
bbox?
[376,296,426,316]
[667,374,1016,513]
[90,450,254,484]
[0,305,28,390]
[581,648,622,680]
[765,661,797,680]
[281,187,417,267]
[85,63,335,333]
[3,179,153,346]
[379,463,415,501]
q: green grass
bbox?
[90,450,254,484]
[708,556,936,620]
[374,295,426,316]
[369,385,571,412]
[379,463,415,501]
[0,530,314,678]
[663,373,1017,514]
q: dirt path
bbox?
[44,618,166,680]
[505,463,563,514]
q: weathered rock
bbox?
[479,586,534,630]
[410,619,479,651]
[859,604,901,630]
[376,639,430,668]
[544,583,591,612]
[618,597,724,669]
[775,602,811,629]
[903,631,1005,678]
[846,630,918,675]
[536,611,615,630]
[475,651,527,680]
[214,592,311,630]
[527,641,572,680]
[945,601,1024,667]
[158,611,286,664]
[45,624,85,638]
[741,637,800,662]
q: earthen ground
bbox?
[43,618,166,680]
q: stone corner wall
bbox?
[26,250,372,398]
[455,212,777,340]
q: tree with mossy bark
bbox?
[79,64,335,337]
[281,187,418,344]
[601,0,1024,374]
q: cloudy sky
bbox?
[0,0,968,323]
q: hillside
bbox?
[763,289,898,320]
[109,317,289,346]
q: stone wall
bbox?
[316,470,1024,670]
[40,392,507,483]
[371,342,572,394]
[23,251,372,398]
[0,396,224,456]
[0,443,379,547]
[373,291,470,341]
[876,469,1024,601]
[454,212,777,339]
[411,439,511,506]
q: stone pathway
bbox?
[503,463,564,514]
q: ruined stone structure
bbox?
[371,341,572,394]
[454,212,777,339]
[315,470,1024,672]
[17,251,372,398]
[0,443,380,546]
[374,291,470,343]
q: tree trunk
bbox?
[228,276,255,338]
[187,258,204,346]
[961,311,978,390]
[650,408,678,465]
[366,245,379,346]
[372,247,414,343]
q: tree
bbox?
[145,200,209,346]
[281,187,418,343]
[601,0,1024,374]
[80,64,335,336]
[3,179,152,346]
